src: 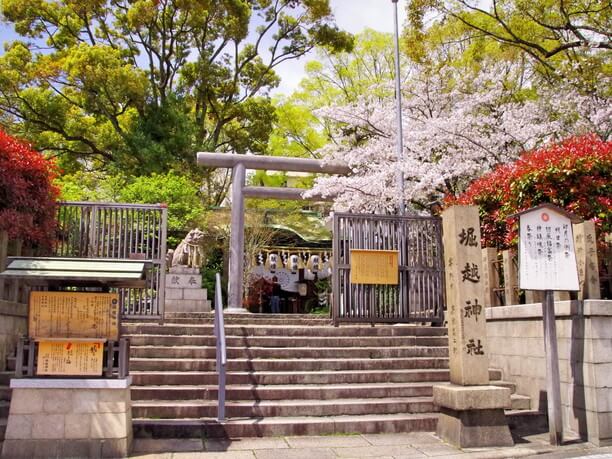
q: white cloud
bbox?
[273,0,406,95]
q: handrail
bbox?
[213,273,227,421]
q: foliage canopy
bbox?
[447,134,612,248]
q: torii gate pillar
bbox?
[197,152,350,311]
[228,162,246,312]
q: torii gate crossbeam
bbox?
[197,152,350,311]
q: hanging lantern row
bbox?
[256,250,331,273]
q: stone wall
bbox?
[486,300,612,446]
[0,300,27,371]
[2,379,133,458]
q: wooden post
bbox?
[502,250,518,305]
[543,290,563,445]
[481,248,499,307]
[573,221,600,300]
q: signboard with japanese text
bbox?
[350,250,399,285]
[29,292,119,340]
[518,208,579,291]
[36,340,104,376]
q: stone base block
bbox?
[169,266,199,274]
[165,298,211,313]
[1,378,132,458]
[433,384,511,411]
[437,407,514,448]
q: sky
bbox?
[0,0,407,96]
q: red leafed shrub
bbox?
[0,130,60,247]
[446,134,612,249]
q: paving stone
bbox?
[206,437,289,451]
[285,435,369,448]
[132,438,204,453]
[172,452,255,459]
[253,447,336,459]
[362,432,440,446]
[414,444,464,457]
[333,444,425,457]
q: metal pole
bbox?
[228,162,247,311]
[392,0,405,215]
[543,289,563,445]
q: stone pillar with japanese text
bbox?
[573,221,600,300]
[434,205,513,448]
[164,266,211,313]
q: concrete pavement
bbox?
[130,431,612,459]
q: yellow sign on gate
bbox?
[350,249,399,285]
[36,340,104,376]
[29,292,119,340]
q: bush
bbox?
[119,171,205,247]
[0,130,59,247]
[447,134,612,248]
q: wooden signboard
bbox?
[518,206,579,291]
[36,340,104,376]
[29,292,119,340]
[350,250,399,285]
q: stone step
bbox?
[131,368,502,386]
[505,409,547,433]
[0,418,6,442]
[129,357,449,372]
[0,402,8,419]
[492,381,517,394]
[162,312,329,320]
[0,386,11,401]
[0,373,10,386]
[132,397,436,419]
[129,345,449,360]
[132,413,439,438]
[511,394,531,410]
[131,382,435,401]
[122,324,447,337]
[125,334,448,347]
[158,317,334,326]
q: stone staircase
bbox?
[0,370,11,446]
[124,313,539,438]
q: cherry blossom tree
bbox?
[308,63,610,214]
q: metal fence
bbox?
[332,213,444,324]
[53,202,168,318]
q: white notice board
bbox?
[518,208,579,291]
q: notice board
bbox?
[36,340,104,376]
[350,249,399,285]
[29,292,119,340]
[518,208,579,291]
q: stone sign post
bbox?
[434,205,513,448]
[514,203,581,446]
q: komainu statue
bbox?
[171,229,206,268]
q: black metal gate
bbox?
[53,202,168,318]
[332,213,444,324]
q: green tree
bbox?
[405,0,611,89]
[0,0,353,205]
[118,171,205,246]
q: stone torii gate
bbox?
[197,152,350,311]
